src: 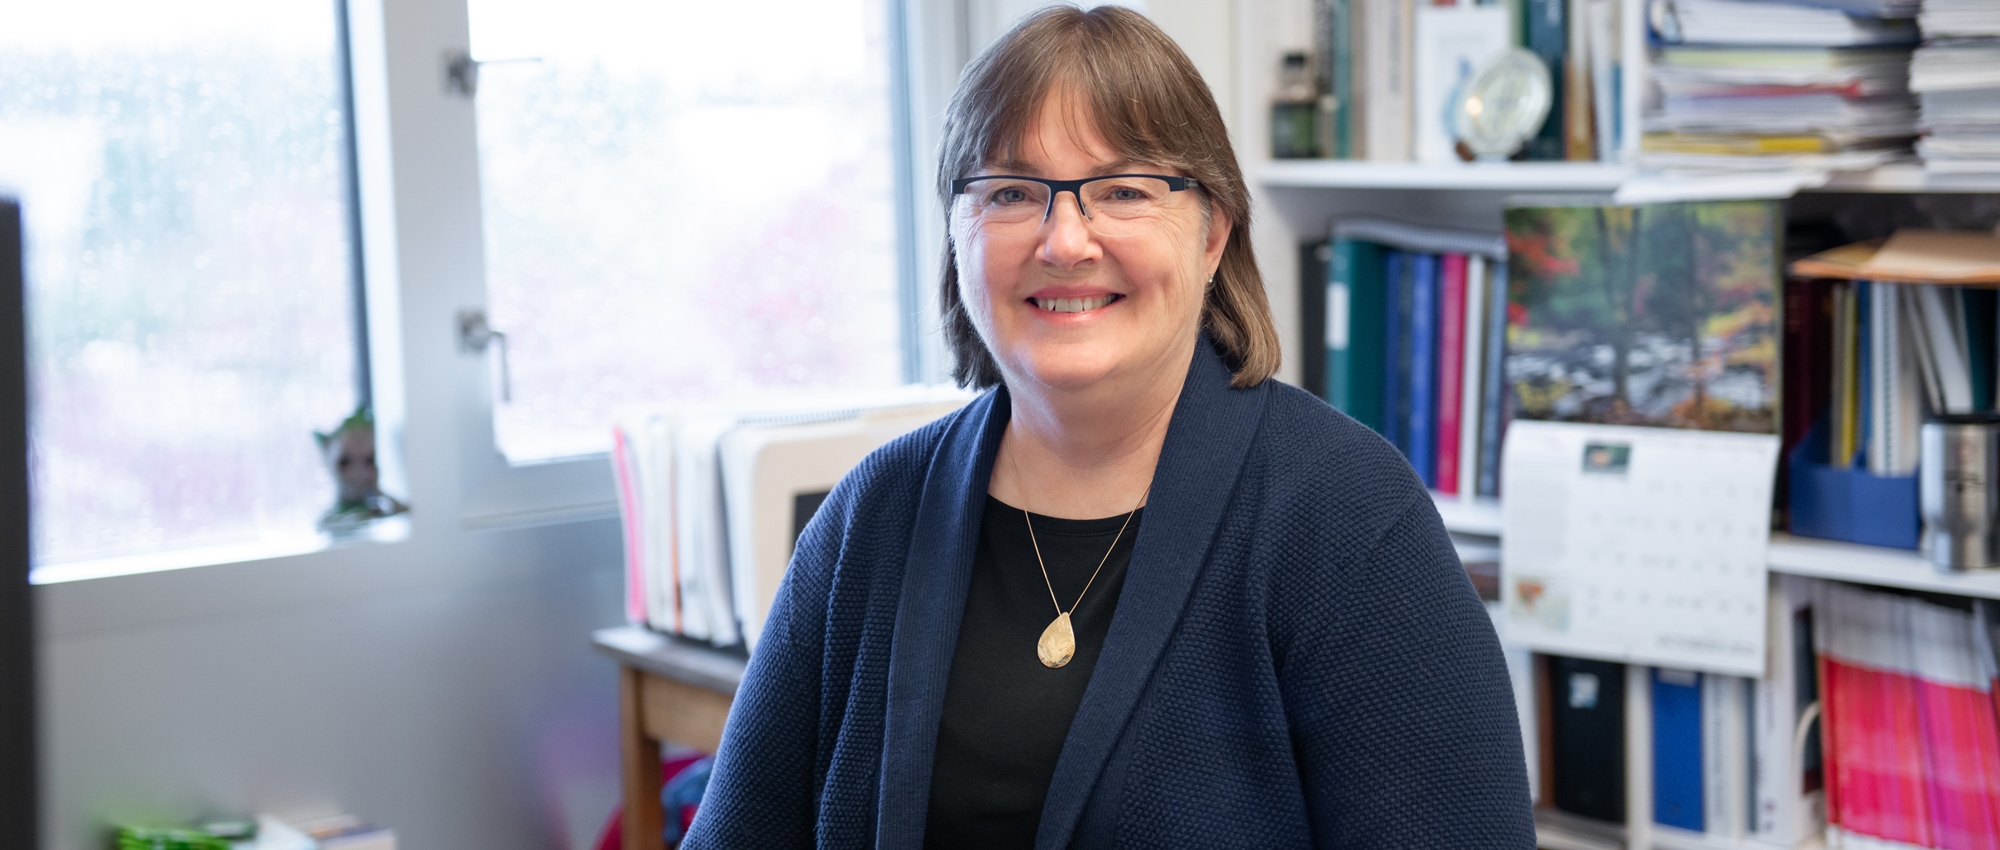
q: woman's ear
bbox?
[1203,205,1233,274]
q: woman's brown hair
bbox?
[937,5,1280,390]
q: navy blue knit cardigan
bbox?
[684,339,1536,849]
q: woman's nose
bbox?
[1038,190,1097,267]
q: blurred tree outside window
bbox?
[0,1,364,565]
[470,0,907,462]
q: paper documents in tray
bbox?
[612,386,969,649]
[1789,229,2000,283]
[1500,421,1780,677]
[1648,0,1920,48]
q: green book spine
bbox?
[1331,0,1353,158]
[1330,238,1386,430]
[1522,0,1567,161]
[1965,288,1996,410]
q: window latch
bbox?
[457,309,512,403]
[444,51,542,99]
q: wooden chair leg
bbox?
[622,667,666,850]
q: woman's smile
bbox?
[1031,293,1119,313]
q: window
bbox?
[0,1,364,564]
[469,0,909,463]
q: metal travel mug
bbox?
[1921,414,2000,572]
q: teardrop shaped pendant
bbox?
[1037,611,1076,668]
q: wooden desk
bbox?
[592,626,746,850]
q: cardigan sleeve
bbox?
[1274,497,1537,849]
[680,508,836,848]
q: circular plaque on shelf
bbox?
[1454,48,1555,162]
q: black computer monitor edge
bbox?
[2,196,38,845]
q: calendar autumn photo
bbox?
[1503,198,1782,435]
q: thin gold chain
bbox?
[1023,490,1146,616]
[1007,441,1149,616]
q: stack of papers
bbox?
[1648,0,1920,48]
[1911,44,2000,173]
[1789,229,2000,284]
[1642,44,1919,170]
[1921,0,2000,38]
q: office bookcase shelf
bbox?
[1433,491,2000,601]
[1433,492,1504,537]
[1818,164,2000,194]
[1259,160,1632,192]
[1259,160,2000,196]
[1537,809,1799,850]
[1766,533,2000,600]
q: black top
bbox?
[923,496,1143,849]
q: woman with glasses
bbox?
[685,7,1533,849]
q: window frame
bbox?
[25,0,973,582]
[15,0,390,578]
[444,0,967,528]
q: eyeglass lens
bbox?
[955,176,1185,236]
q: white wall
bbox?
[39,524,626,850]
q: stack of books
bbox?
[1815,581,2000,849]
[1912,5,2000,174]
[1310,218,1510,498]
[1641,0,1921,171]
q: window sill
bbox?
[29,515,413,585]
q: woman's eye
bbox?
[1110,187,1144,201]
[991,187,1029,204]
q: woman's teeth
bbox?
[1034,294,1118,313]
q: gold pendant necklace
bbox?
[1023,486,1148,669]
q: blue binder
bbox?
[1408,252,1439,487]
[1382,250,1408,455]
[1652,668,1704,831]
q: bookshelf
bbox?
[1236,2,2000,845]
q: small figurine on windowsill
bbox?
[315,406,409,533]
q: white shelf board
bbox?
[1433,491,1503,537]
[1819,164,2000,194]
[1259,159,1631,192]
[1535,811,1799,850]
[1258,159,2000,196]
[1766,533,2000,600]
[1537,810,1625,850]
[1432,490,2000,600]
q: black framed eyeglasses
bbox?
[950,174,1201,236]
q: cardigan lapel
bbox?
[1033,340,1271,850]
[875,387,1009,850]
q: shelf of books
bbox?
[1249,0,2000,838]
[1303,189,2000,848]
[1242,0,2000,201]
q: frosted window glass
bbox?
[0,1,360,563]
[471,0,905,462]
